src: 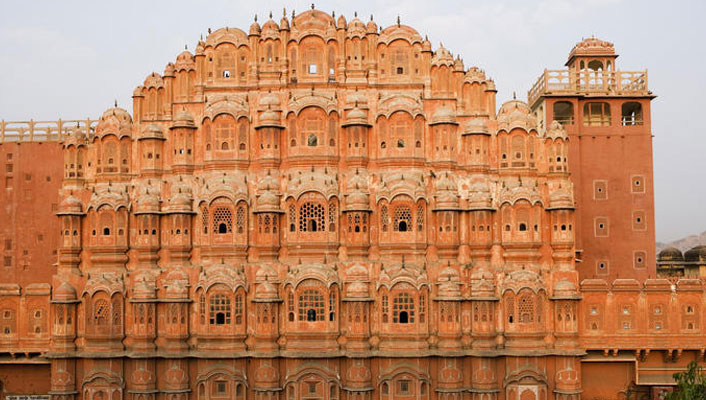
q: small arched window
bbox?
[209,294,231,325]
[393,293,415,324]
[299,289,324,322]
[621,102,643,126]
[553,101,574,125]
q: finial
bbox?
[311,3,315,10]
[397,15,401,26]
[200,34,203,40]
[269,11,272,19]
[370,14,373,21]
[292,9,295,18]
[354,11,357,17]
[114,99,118,107]
[254,14,258,22]
[283,7,286,17]
[332,10,335,18]
[513,91,516,100]
[208,27,211,34]
[184,44,187,50]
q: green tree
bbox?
[666,361,706,400]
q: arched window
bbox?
[518,294,534,323]
[93,299,109,326]
[553,101,574,125]
[299,289,324,321]
[299,202,325,232]
[621,102,643,126]
[209,294,231,325]
[583,102,611,126]
[213,207,233,234]
[393,293,415,324]
[393,206,412,232]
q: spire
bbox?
[397,15,401,27]
[114,99,118,107]
[254,14,258,22]
[311,3,315,10]
[269,10,273,19]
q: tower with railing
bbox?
[528,37,656,281]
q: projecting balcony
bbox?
[528,69,650,107]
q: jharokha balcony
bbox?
[528,68,650,107]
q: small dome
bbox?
[553,278,578,298]
[546,120,568,139]
[366,18,377,34]
[172,109,195,128]
[431,44,454,67]
[568,37,615,59]
[133,278,156,299]
[684,246,706,262]
[167,189,192,212]
[58,195,83,214]
[96,106,133,138]
[430,106,457,125]
[54,281,77,301]
[347,263,369,280]
[256,191,281,212]
[658,247,684,262]
[256,281,279,300]
[261,18,279,34]
[259,93,281,109]
[463,118,489,135]
[136,191,160,213]
[280,14,290,30]
[175,50,195,71]
[345,190,370,211]
[257,109,282,128]
[249,20,261,35]
[342,106,370,127]
[346,281,369,298]
[176,49,193,62]
[138,123,165,140]
[336,14,347,28]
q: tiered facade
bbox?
[0,8,696,400]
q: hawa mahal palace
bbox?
[0,7,696,400]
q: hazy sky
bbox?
[1,0,703,242]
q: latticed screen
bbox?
[298,289,324,321]
[393,206,412,232]
[518,295,534,323]
[299,202,325,232]
[236,206,245,233]
[93,299,109,325]
[212,207,233,234]
[201,206,209,234]
[209,294,231,325]
[393,293,415,323]
[328,202,336,231]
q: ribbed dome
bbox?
[172,109,195,128]
[138,123,165,140]
[58,195,83,214]
[658,247,684,261]
[256,281,279,300]
[54,281,77,301]
[463,118,489,135]
[684,246,706,262]
[430,106,457,125]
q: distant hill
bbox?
[656,230,706,254]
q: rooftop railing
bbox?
[0,119,97,143]
[528,69,649,106]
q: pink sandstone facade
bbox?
[0,8,693,400]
